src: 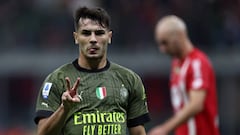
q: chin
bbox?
[86,54,103,60]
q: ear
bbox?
[108,31,113,44]
[73,32,78,44]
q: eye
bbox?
[95,30,105,36]
[159,40,168,46]
[81,30,91,36]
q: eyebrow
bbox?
[80,29,106,35]
[160,40,168,45]
[80,30,91,34]
[80,29,106,32]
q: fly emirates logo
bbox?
[74,111,125,135]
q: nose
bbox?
[90,33,97,44]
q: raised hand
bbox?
[61,77,81,111]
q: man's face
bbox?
[74,18,112,60]
[155,27,180,57]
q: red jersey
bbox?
[170,48,220,135]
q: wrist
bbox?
[161,123,172,133]
[60,103,70,114]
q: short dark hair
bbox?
[74,7,111,30]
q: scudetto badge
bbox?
[96,87,107,100]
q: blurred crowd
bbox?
[104,0,240,50]
[0,0,240,52]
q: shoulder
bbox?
[46,63,74,80]
[190,48,210,61]
[110,62,137,75]
[110,62,139,76]
[189,48,213,66]
[188,48,215,74]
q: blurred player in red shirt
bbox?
[148,15,220,135]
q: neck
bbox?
[179,39,193,59]
[78,56,107,70]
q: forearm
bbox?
[37,104,68,135]
[161,90,205,133]
[162,102,203,132]
[129,125,146,135]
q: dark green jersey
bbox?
[34,59,150,135]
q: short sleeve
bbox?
[34,72,64,124]
[187,59,209,91]
[127,74,150,127]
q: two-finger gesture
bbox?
[61,77,81,110]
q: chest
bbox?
[68,72,130,112]
[170,59,191,86]
[62,72,129,135]
[170,59,191,110]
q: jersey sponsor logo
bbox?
[82,124,121,135]
[74,111,125,135]
[96,87,107,100]
[42,82,52,99]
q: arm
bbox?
[37,104,68,135]
[127,74,150,135]
[148,89,206,135]
[129,125,146,135]
[37,77,80,135]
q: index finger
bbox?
[72,77,80,91]
[65,77,71,91]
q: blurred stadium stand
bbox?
[0,0,240,134]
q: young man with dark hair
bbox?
[34,7,150,135]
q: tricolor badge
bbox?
[96,87,107,100]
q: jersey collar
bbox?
[72,59,110,73]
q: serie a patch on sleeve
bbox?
[42,82,52,99]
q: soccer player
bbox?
[148,15,220,135]
[34,7,150,135]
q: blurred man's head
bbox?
[155,15,192,58]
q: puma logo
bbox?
[78,91,84,101]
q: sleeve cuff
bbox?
[34,110,54,124]
[127,113,151,128]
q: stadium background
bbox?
[0,0,240,134]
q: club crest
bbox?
[120,84,128,101]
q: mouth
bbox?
[87,47,99,54]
